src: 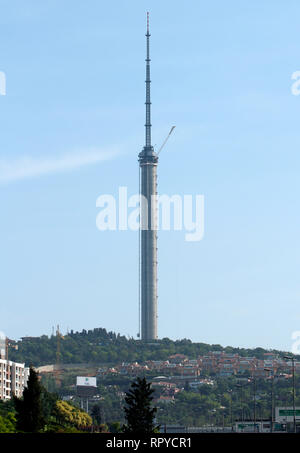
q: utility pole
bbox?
[284,356,296,433]
[55,325,64,388]
[249,376,257,431]
[254,378,256,429]
[293,359,296,433]
[229,389,233,431]
[5,338,9,399]
[235,384,244,423]
[264,368,274,433]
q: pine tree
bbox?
[91,403,102,425]
[123,377,158,433]
[14,366,46,432]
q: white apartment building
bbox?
[0,337,29,401]
[0,359,29,400]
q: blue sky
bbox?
[1,0,300,351]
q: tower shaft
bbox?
[140,164,158,340]
[138,13,158,341]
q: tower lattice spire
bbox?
[145,11,152,148]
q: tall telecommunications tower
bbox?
[138,12,158,341]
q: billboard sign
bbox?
[76,376,97,397]
[76,376,97,387]
[275,407,300,422]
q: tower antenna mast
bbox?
[145,11,152,149]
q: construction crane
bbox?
[54,325,64,388]
[157,126,176,156]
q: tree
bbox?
[40,386,58,421]
[0,413,16,433]
[14,366,46,432]
[123,377,158,433]
[91,403,102,425]
[184,381,190,392]
[109,421,122,433]
[54,400,92,429]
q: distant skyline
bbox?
[1,1,300,351]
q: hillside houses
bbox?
[96,350,299,381]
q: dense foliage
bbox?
[54,400,92,428]
[0,413,16,433]
[0,368,92,433]
[155,375,300,427]
[8,327,297,367]
[48,373,300,428]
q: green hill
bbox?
[7,327,296,367]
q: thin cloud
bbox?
[0,147,119,183]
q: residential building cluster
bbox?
[96,351,299,381]
[0,338,29,401]
[199,351,299,377]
